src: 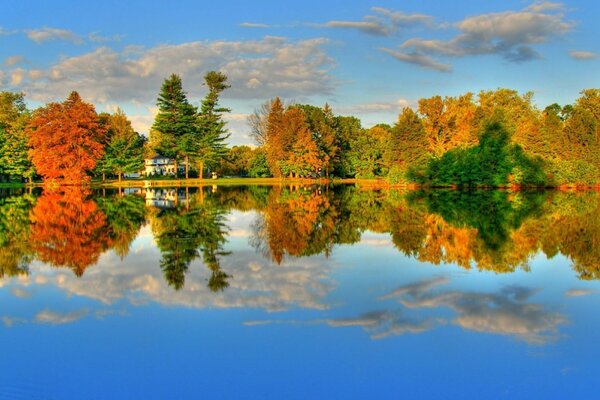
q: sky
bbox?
[1,0,599,145]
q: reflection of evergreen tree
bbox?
[151,189,231,291]
[95,194,147,259]
[0,191,35,277]
[410,190,546,252]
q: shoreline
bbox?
[1,177,600,190]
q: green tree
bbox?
[103,109,146,182]
[152,74,198,177]
[196,71,231,178]
[388,108,429,183]
[0,92,34,182]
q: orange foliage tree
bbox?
[27,91,107,184]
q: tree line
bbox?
[0,71,231,185]
[242,88,600,187]
[2,80,600,186]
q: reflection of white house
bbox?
[144,155,186,176]
[145,188,188,208]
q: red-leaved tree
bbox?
[28,91,107,184]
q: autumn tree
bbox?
[296,104,338,178]
[152,74,198,177]
[264,97,288,177]
[285,108,322,177]
[27,91,107,185]
[418,96,450,156]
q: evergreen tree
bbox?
[195,71,231,178]
[152,74,198,177]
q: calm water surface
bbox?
[0,185,599,399]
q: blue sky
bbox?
[1,0,599,144]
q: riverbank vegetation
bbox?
[2,75,600,187]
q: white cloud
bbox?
[240,22,270,28]
[384,278,567,344]
[325,20,393,37]
[323,7,433,37]
[569,50,597,60]
[10,68,25,86]
[385,3,572,70]
[565,288,594,297]
[88,32,124,43]
[15,36,335,104]
[0,27,17,36]
[4,55,24,67]
[380,48,452,72]
[337,99,412,115]
[326,310,434,339]
[35,309,88,325]
[26,27,83,44]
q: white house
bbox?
[144,155,186,176]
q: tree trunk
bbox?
[118,173,122,183]
[102,172,106,181]
[199,160,204,179]
[186,186,189,211]
[185,156,189,180]
[174,159,178,178]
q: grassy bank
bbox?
[3,177,600,190]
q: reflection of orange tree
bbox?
[252,186,337,264]
[30,187,111,276]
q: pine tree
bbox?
[196,71,231,178]
[152,74,197,177]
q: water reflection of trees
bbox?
[1,185,600,282]
[0,191,35,277]
[149,189,231,291]
[248,186,600,279]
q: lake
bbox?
[0,185,599,399]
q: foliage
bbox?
[419,121,547,187]
[30,187,111,276]
[97,108,145,180]
[27,92,106,185]
[0,92,34,182]
[151,74,198,173]
[195,71,231,176]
